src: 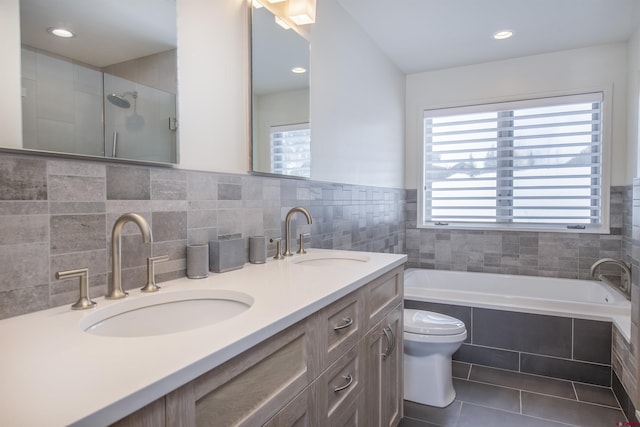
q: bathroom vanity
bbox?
[0,249,405,426]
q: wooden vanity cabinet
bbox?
[112,265,404,427]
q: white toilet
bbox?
[403,309,467,408]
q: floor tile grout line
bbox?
[465,362,578,385]
[454,400,463,427]
[454,377,624,413]
[571,381,578,401]
[521,388,627,412]
[519,389,522,415]
[457,377,577,403]
[458,401,582,427]
[464,365,622,409]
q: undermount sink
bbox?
[79,289,253,337]
[292,251,370,267]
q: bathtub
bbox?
[404,268,631,339]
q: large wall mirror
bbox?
[251,4,311,178]
[18,0,178,164]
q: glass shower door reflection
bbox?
[103,74,177,163]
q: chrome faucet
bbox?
[107,213,153,299]
[590,258,632,297]
[284,207,313,256]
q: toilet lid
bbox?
[404,309,466,336]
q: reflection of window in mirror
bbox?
[270,123,310,177]
[251,4,310,177]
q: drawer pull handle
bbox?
[382,326,393,359]
[333,317,353,331]
[334,374,354,392]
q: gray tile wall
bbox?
[0,153,405,319]
[405,187,627,280]
[628,179,640,411]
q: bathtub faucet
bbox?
[590,258,631,299]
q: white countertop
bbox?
[0,249,406,427]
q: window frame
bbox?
[417,89,612,234]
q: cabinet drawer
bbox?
[318,342,363,426]
[165,315,322,427]
[364,266,403,330]
[320,289,363,368]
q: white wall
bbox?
[177,0,250,173]
[405,44,630,188]
[310,0,405,188]
[630,28,640,178]
[0,0,22,149]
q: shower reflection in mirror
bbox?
[21,47,177,163]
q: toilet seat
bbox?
[404,330,467,344]
[404,309,466,335]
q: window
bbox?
[270,123,311,178]
[420,92,606,231]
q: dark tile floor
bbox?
[400,362,627,427]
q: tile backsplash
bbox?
[0,153,405,319]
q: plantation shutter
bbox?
[423,93,603,227]
[270,123,311,177]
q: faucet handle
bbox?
[56,268,96,310]
[270,238,285,260]
[141,255,169,293]
[297,233,310,255]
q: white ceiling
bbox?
[19,0,640,82]
[336,0,640,74]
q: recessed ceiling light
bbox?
[493,30,513,40]
[47,27,75,38]
[291,67,306,74]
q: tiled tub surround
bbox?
[0,153,405,320]
[405,187,628,280]
[405,299,614,387]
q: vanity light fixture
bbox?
[288,0,316,25]
[291,67,306,73]
[275,16,291,29]
[252,0,264,8]
[265,0,286,3]
[47,27,75,38]
[493,30,513,40]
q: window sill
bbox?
[417,222,610,234]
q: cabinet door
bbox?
[263,383,318,427]
[364,305,403,427]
